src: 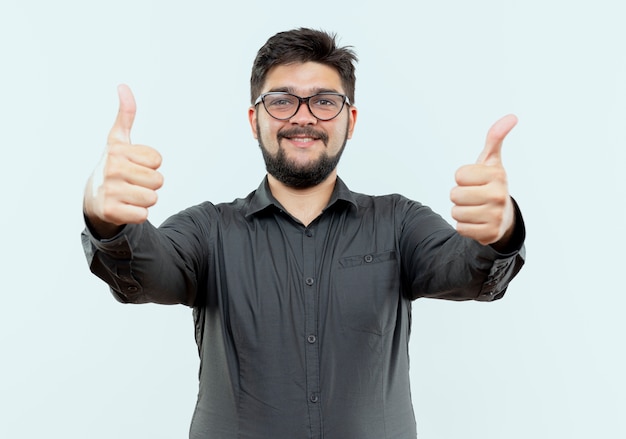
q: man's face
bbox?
[249,62,357,188]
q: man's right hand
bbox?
[83,84,164,238]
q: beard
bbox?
[257,122,349,189]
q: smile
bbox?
[288,137,318,142]
[278,127,329,146]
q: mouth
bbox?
[278,128,328,147]
[286,136,319,144]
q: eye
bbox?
[266,94,296,107]
[311,95,340,108]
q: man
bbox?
[82,28,525,439]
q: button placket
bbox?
[302,224,321,435]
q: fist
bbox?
[83,85,163,236]
[450,114,518,246]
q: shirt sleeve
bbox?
[81,204,214,306]
[398,197,526,302]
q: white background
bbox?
[1,0,624,437]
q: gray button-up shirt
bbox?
[82,177,525,439]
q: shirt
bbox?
[82,177,526,439]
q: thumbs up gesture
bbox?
[83,85,164,238]
[450,114,518,246]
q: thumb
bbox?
[476,114,518,166]
[107,84,136,144]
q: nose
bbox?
[289,100,317,126]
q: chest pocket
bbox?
[334,250,400,335]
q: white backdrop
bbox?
[1,0,624,438]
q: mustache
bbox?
[277,127,329,145]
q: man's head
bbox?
[250,28,357,105]
[249,29,358,189]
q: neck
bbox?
[267,171,337,226]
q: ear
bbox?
[347,106,358,139]
[248,106,259,139]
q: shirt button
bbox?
[364,254,374,263]
[307,335,317,344]
[305,229,313,237]
[310,393,319,403]
[126,285,138,293]
[305,277,315,286]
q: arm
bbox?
[81,208,210,306]
[400,198,525,302]
[402,115,526,301]
[81,85,202,305]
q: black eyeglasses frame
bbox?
[254,92,351,121]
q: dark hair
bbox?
[250,28,358,104]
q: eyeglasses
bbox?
[254,92,351,121]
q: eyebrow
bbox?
[267,86,341,96]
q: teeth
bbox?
[291,137,315,142]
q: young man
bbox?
[82,28,525,439]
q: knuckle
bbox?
[450,186,460,202]
[133,208,150,224]
[106,141,127,156]
[491,191,508,207]
[135,145,162,169]
[454,167,466,183]
[153,171,165,189]
[480,225,499,244]
[489,166,508,184]
[151,150,163,168]
[102,156,127,180]
[146,190,159,206]
[100,202,121,223]
[493,209,504,224]
[100,180,123,199]
[455,223,472,239]
[494,166,507,179]
[450,205,461,220]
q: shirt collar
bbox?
[244,176,358,218]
